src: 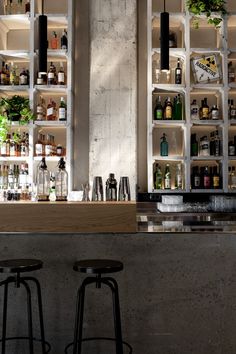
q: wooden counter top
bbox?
[0,201,137,233]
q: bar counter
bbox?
[0,201,136,233]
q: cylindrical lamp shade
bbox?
[160,12,169,71]
[38,15,48,73]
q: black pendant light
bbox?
[160,0,169,71]
[38,0,47,73]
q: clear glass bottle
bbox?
[105,173,117,201]
[55,157,68,201]
[164,164,171,189]
[175,163,183,190]
[58,63,65,85]
[154,164,162,190]
[154,96,163,120]
[190,99,199,120]
[36,157,50,201]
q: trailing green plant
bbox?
[186,0,227,29]
[0,95,35,143]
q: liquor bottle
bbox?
[214,130,221,157]
[58,97,67,121]
[35,133,43,156]
[173,94,182,120]
[199,135,210,157]
[47,62,56,85]
[231,166,236,189]
[210,132,215,156]
[1,136,7,157]
[105,173,117,201]
[230,99,236,120]
[16,0,23,14]
[45,134,52,156]
[211,105,219,120]
[228,61,235,83]
[203,166,211,189]
[228,166,232,189]
[61,29,68,50]
[0,61,7,85]
[9,133,16,157]
[201,98,209,120]
[160,133,168,156]
[46,99,57,120]
[191,133,198,157]
[58,63,65,85]
[36,96,46,121]
[36,157,50,201]
[51,31,58,49]
[5,64,10,85]
[55,158,68,201]
[164,164,171,189]
[56,144,63,156]
[19,67,28,85]
[10,62,18,85]
[8,164,14,190]
[191,166,200,189]
[175,58,182,84]
[190,99,199,120]
[175,163,183,190]
[14,164,19,189]
[25,0,30,13]
[154,164,162,189]
[3,165,8,190]
[164,97,172,120]
[212,166,220,189]
[6,134,10,157]
[229,140,235,156]
[153,96,163,120]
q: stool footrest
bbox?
[0,336,51,353]
[65,336,132,353]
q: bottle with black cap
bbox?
[55,157,68,201]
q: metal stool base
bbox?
[65,337,132,354]
[0,337,51,353]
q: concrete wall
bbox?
[1,233,236,354]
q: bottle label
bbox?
[45,145,52,156]
[229,146,235,156]
[47,107,54,117]
[202,107,209,119]
[1,143,7,156]
[164,178,171,189]
[194,176,200,187]
[204,176,211,188]
[231,109,236,119]
[211,110,219,120]
[213,176,220,188]
[10,145,15,157]
[155,109,162,120]
[191,107,199,119]
[48,72,54,79]
[58,72,65,84]
[165,106,172,119]
[35,143,43,156]
[176,175,182,189]
[59,107,66,120]
[20,75,28,85]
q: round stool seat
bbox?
[73,259,123,274]
[0,259,43,274]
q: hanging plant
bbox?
[0,95,35,143]
[186,0,227,29]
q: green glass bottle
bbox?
[154,164,163,189]
[173,94,182,120]
[160,133,168,156]
[154,96,163,120]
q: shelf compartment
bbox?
[0,50,30,60]
[0,15,30,30]
[153,125,185,157]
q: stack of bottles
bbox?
[154,94,183,120]
[0,163,30,201]
[0,61,29,86]
[3,0,30,14]
[35,133,65,157]
[191,165,221,190]
[190,131,221,157]
[36,96,67,121]
[0,132,29,157]
[153,163,183,190]
[50,30,68,50]
[36,62,66,86]
[190,97,220,120]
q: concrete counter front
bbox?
[0,201,136,233]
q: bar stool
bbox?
[65,259,132,354]
[0,259,51,354]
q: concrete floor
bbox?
[0,232,236,354]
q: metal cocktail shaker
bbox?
[105,173,117,201]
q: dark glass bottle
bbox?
[201,97,209,120]
[212,166,220,189]
[173,94,182,120]
[191,133,198,156]
[175,58,182,84]
[61,29,68,50]
[203,166,211,189]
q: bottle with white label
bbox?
[58,63,65,85]
[190,99,199,120]
[58,97,67,121]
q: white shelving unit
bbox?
[0,0,74,191]
[147,0,236,193]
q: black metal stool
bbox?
[65,259,132,354]
[0,259,51,353]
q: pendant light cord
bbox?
[42,0,44,15]
[164,0,166,12]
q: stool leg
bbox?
[1,280,9,354]
[21,279,34,354]
[73,277,95,354]
[24,277,47,354]
[103,278,124,354]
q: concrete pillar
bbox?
[89,0,137,199]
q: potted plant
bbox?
[186,0,227,29]
[0,95,35,143]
